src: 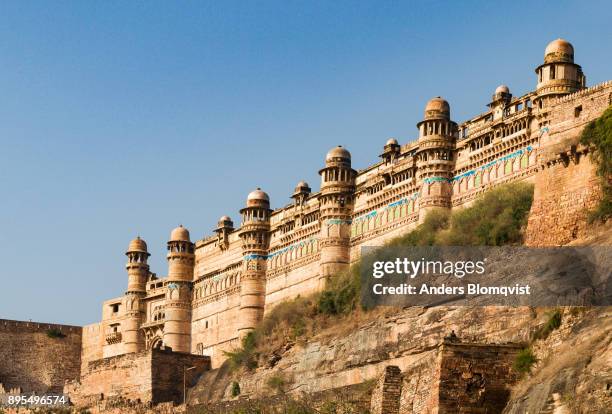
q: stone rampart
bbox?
[0,318,82,394]
[65,347,211,407]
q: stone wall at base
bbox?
[371,341,523,414]
[0,319,82,394]
[437,342,521,413]
[65,348,211,408]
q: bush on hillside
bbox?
[438,181,534,246]
[513,347,537,374]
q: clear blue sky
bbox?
[0,1,610,326]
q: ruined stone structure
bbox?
[370,342,523,414]
[76,39,611,371]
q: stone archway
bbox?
[150,336,163,350]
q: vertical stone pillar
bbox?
[370,365,403,414]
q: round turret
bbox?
[127,236,149,254]
[423,97,450,121]
[217,215,233,228]
[325,146,351,164]
[544,38,574,63]
[385,138,399,146]
[170,225,190,242]
[495,85,510,95]
[246,188,270,208]
[535,38,585,106]
[293,180,311,194]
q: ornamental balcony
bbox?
[105,331,122,344]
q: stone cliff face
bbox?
[503,307,611,414]
[189,306,537,404]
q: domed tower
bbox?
[534,39,586,109]
[416,97,457,222]
[380,138,401,165]
[318,146,356,286]
[123,237,150,353]
[489,85,513,121]
[292,181,311,207]
[214,215,234,250]
[238,188,271,337]
[163,225,195,353]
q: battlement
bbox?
[0,318,81,335]
[554,80,612,104]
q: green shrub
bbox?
[533,309,562,340]
[580,105,612,222]
[513,348,537,374]
[223,331,258,370]
[439,182,534,246]
[266,375,286,394]
[317,266,361,316]
[46,328,66,339]
[231,381,241,397]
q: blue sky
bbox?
[0,1,610,325]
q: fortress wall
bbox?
[195,235,243,277]
[0,319,82,394]
[65,348,211,406]
[265,258,321,309]
[192,290,241,368]
[81,322,103,372]
[349,214,420,263]
[526,84,611,246]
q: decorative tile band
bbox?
[423,145,534,185]
[243,237,318,261]
[352,192,420,224]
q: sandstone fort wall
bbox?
[526,82,612,246]
[65,348,211,407]
[0,319,82,394]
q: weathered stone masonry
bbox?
[371,342,523,414]
[65,348,211,407]
[0,319,82,394]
